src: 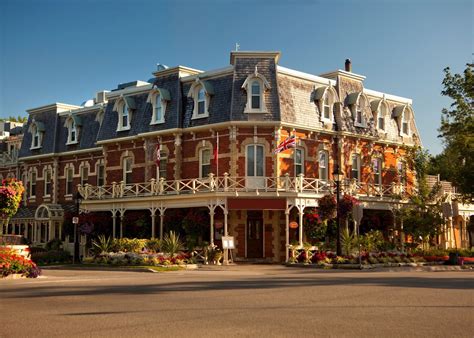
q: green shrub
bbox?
[146,239,161,253]
[45,239,63,251]
[112,238,147,253]
[161,232,183,257]
[31,250,71,265]
[92,235,114,255]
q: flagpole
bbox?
[216,132,219,177]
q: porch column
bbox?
[23,223,27,238]
[298,207,304,247]
[120,213,124,239]
[210,209,215,246]
[150,208,157,239]
[112,213,117,239]
[285,209,290,263]
[224,210,229,236]
[400,217,405,251]
[49,220,54,240]
[159,205,166,240]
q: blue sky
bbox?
[0,0,472,154]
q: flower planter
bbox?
[1,273,26,280]
[423,255,449,262]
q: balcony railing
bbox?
[78,173,414,201]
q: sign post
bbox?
[222,236,235,265]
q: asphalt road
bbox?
[1,265,473,338]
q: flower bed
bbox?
[86,252,190,267]
[0,248,41,278]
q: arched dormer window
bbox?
[64,114,82,145]
[147,87,170,124]
[188,78,214,119]
[392,105,412,137]
[242,68,271,113]
[347,92,369,127]
[314,86,338,123]
[371,99,388,132]
[113,96,136,131]
[28,119,45,149]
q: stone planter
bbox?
[1,273,26,280]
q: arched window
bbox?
[154,93,162,123]
[242,70,270,113]
[199,148,211,178]
[29,120,45,149]
[68,120,77,144]
[318,151,328,180]
[121,103,129,129]
[246,144,264,177]
[251,81,261,110]
[401,111,410,136]
[65,167,74,195]
[44,168,52,196]
[351,154,361,182]
[378,104,386,131]
[32,126,40,148]
[197,87,206,115]
[295,148,304,176]
[356,97,364,125]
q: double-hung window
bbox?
[123,157,133,185]
[351,154,361,182]
[97,164,105,186]
[197,88,206,116]
[318,151,328,181]
[373,158,382,185]
[66,168,74,195]
[251,81,261,109]
[121,103,129,129]
[30,172,36,198]
[246,145,264,177]
[44,170,52,196]
[200,149,211,178]
[81,166,88,186]
[295,148,304,176]
[154,94,163,123]
[158,152,168,180]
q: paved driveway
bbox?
[1,265,473,337]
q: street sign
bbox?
[72,217,79,224]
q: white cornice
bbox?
[320,69,366,82]
[363,88,412,105]
[27,103,82,115]
[277,66,336,86]
[57,103,105,116]
[181,66,234,82]
[230,51,281,65]
[18,147,103,161]
[152,65,203,78]
[106,84,153,99]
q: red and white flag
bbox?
[274,135,296,154]
[155,142,161,167]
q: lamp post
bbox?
[333,164,342,256]
[73,192,83,264]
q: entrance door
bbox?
[246,211,263,258]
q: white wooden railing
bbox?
[78,173,414,201]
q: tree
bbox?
[399,147,444,247]
[437,63,474,200]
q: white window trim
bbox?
[199,148,211,178]
[352,94,368,128]
[96,161,105,186]
[66,118,79,145]
[377,103,387,133]
[123,156,133,184]
[156,151,168,180]
[245,144,265,178]
[242,69,270,114]
[372,158,383,185]
[65,167,74,196]
[295,148,304,176]
[351,154,361,182]
[115,99,131,131]
[29,170,37,199]
[43,168,52,197]
[29,125,42,150]
[188,79,211,120]
[320,89,334,124]
[318,150,329,181]
[147,89,168,125]
[400,110,411,137]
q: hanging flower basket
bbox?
[0,179,24,219]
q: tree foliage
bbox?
[435,63,474,200]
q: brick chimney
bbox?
[345,59,352,72]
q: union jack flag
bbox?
[274,135,297,154]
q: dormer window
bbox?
[188,79,213,119]
[147,87,170,124]
[251,81,261,109]
[393,105,412,137]
[347,92,367,127]
[29,120,45,149]
[114,96,135,131]
[70,121,77,142]
[314,86,338,124]
[122,103,129,128]
[377,102,387,131]
[197,87,206,115]
[242,68,270,113]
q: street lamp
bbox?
[333,164,343,256]
[73,191,83,264]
